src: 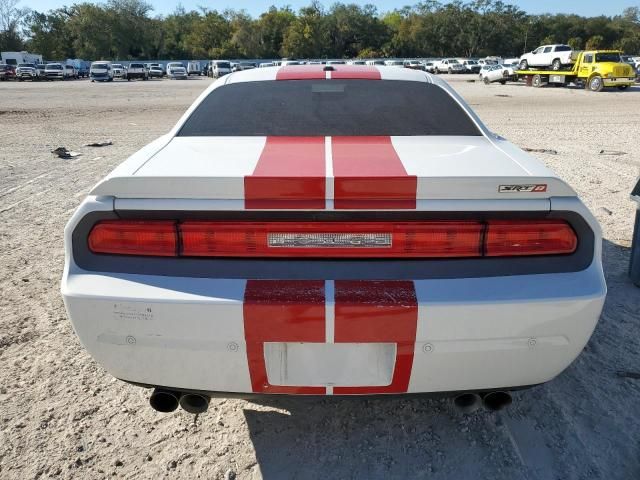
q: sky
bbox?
[18,0,638,17]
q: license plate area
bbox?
[264,342,396,387]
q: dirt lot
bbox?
[1,75,639,479]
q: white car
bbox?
[62,65,606,415]
[209,60,232,78]
[422,61,437,73]
[481,64,518,84]
[90,61,113,82]
[168,65,188,79]
[460,59,481,73]
[15,63,39,81]
[112,64,125,79]
[480,64,512,84]
[44,63,65,80]
[519,44,573,71]
[64,64,78,79]
[436,58,465,74]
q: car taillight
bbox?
[485,220,577,256]
[87,219,577,258]
[180,221,483,258]
[88,221,177,256]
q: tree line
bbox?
[1,0,640,61]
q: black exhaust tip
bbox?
[482,391,512,411]
[179,393,210,414]
[453,392,482,414]
[149,388,181,413]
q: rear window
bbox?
[555,45,571,51]
[178,80,480,137]
[130,63,144,68]
[215,62,231,69]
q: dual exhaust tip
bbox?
[453,391,512,413]
[150,388,511,414]
[149,388,210,414]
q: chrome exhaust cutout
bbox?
[482,391,512,411]
[179,393,210,414]
[149,388,181,413]
[453,392,482,414]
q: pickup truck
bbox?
[516,50,636,92]
[519,44,573,71]
[126,63,148,81]
[15,63,39,81]
[436,58,465,74]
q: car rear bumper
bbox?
[62,259,605,395]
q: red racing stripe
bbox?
[331,65,381,79]
[333,280,418,394]
[244,137,325,209]
[243,280,326,394]
[332,136,417,209]
[276,65,326,80]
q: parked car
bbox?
[148,65,164,78]
[480,64,516,84]
[233,62,257,72]
[437,58,465,74]
[422,61,437,73]
[90,61,114,82]
[209,60,232,78]
[64,64,78,79]
[67,59,89,78]
[384,60,404,67]
[15,63,39,81]
[620,55,638,74]
[403,60,424,70]
[62,65,606,414]
[519,44,573,71]
[112,64,125,79]
[167,63,188,79]
[44,63,65,80]
[365,60,386,66]
[348,60,367,65]
[0,63,12,80]
[187,61,202,76]
[258,62,274,68]
[460,59,481,73]
[126,62,148,81]
[35,63,46,77]
[478,64,494,80]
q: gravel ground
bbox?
[1,75,639,479]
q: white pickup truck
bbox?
[518,44,573,71]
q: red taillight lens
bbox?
[86,219,578,258]
[88,221,177,256]
[179,221,483,258]
[485,220,577,256]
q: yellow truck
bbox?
[516,50,636,92]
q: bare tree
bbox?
[0,0,28,32]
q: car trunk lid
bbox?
[91,135,574,207]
